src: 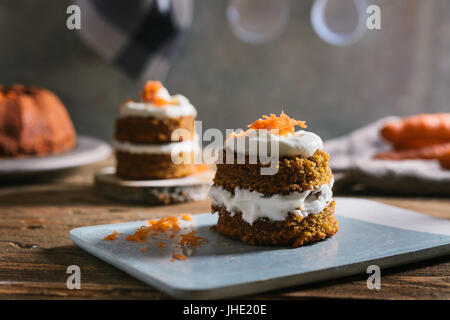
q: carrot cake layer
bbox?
[116,152,195,180]
[213,201,338,247]
[115,115,195,144]
[213,149,333,195]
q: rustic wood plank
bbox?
[0,158,449,299]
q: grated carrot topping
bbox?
[181,214,192,221]
[248,111,306,136]
[104,230,121,241]
[178,230,208,246]
[173,254,188,261]
[125,225,151,242]
[140,80,171,106]
[157,242,165,248]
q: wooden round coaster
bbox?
[94,167,213,205]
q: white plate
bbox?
[0,135,112,176]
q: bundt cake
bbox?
[0,85,76,157]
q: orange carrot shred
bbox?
[140,80,171,106]
[178,230,208,246]
[125,217,181,242]
[157,242,165,248]
[125,225,151,242]
[140,247,147,253]
[248,111,306,136]
[104,230,121,241]
[181,214,192,221]
[147,216,181,232]
[173,254,188,261]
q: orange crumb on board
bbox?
[140,247,147,253]
[104,230,121,241]
[125,225,151,242]
[167,231,176,238]
[170,258,175,262]
[172,254,188,261]
[248,112,306,137]
[140,80,171,106]
[181,214,192,221]
[157,242,165,248]
[178,230,208,246]
[125,216,181,242]
[147,216,181,232]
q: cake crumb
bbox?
[173,254,188,261]
[104,230,121,241]
[178,230,208,246]
[181,214,192,221]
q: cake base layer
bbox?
[212,201,338,247]
[115,151,195,180]
[115,116,194,144]
[213,150,333,195]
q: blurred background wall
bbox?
[0,0,449,142]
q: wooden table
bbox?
[0,158,449,300]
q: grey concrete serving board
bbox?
[70,197,450,299]
[0,135,111,176]
[94,167,213,205]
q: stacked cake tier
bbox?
[209,113,338,247]
[114,81,197,180]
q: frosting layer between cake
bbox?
[209,179,333,225]
[113,139,198,154]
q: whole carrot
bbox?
[374,142,450,161]
[381,113,450,144]
[392,138,449,150]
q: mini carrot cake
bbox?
[114,81,197,180]
[209,112,338,247]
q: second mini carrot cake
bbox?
[114,81,197,180]
[209,112,338,247]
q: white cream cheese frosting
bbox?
[209,180,333,225]
[113,138,198,154]
[119,87,197,119]
[225,129,323,158]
